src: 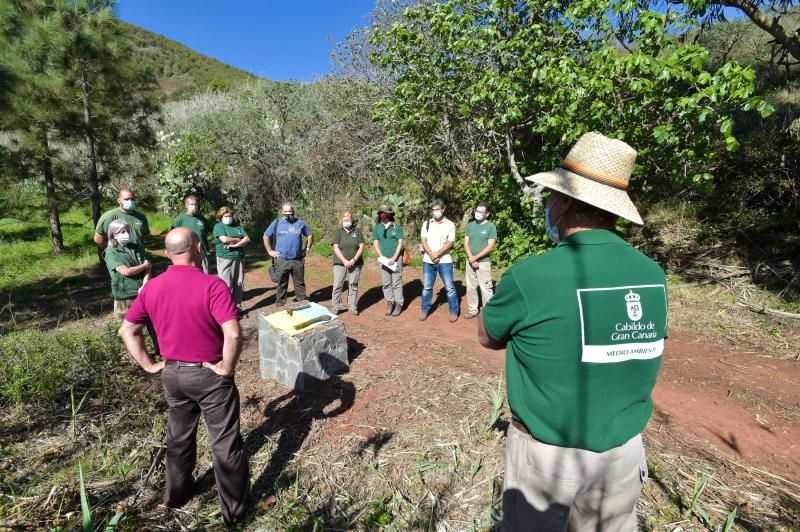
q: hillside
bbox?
[121,20,256,99]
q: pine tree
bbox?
[51,0,159,228]
[0,0,68,254]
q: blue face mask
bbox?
[121,199,136,211]
[116,232,131,245]
[545,206,562,244]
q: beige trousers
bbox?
[332,264,361,311]
[500,423,646,532]
[217,257,245,307]
[465,261,493,315]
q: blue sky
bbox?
[117,1,377,81]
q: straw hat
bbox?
[525,132,643,225]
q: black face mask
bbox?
[283,213,295,221]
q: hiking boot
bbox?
[449,313,459,323]
[463,313,478,320]
[391,304,401,317]
[349,308,359,316]
[419,312,428,321]
[331,307,341,315]
[385,302,395,316]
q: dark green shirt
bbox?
[465,220,497,262]
[213,222,248,260]
[96,209,150,249]
[332,227,365,266]
[482,230,668,452]
[104,243,146,300]
[172,213,210,254]
[371,222,404,258]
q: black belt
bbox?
[164,360,217,367]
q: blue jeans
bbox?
[422,262,459,315]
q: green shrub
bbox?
[0,327,120,407]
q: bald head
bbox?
[165,228,201,266]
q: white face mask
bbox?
[222,216,233,225]
[475,211,486,222]
[116,232,130,245]
[432,210,444,220]
[343,220,352,229]
[121,199,136,211]
[187,204,198,215]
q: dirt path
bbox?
[236,255,800,481]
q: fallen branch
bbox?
[736,301,800,320]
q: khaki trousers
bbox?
[332,264,361,311]
[465,261,493,315]
[162,365,249,525]
[501,423,646,532]
[217,257,245,307]
[379,260,403,306]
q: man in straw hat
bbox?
[477,132,668,530]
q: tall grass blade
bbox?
[78,460,93,532]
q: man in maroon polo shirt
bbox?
[118,228,249,527]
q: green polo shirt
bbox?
[371,222,404,258]
[95,209,150,248]
[172,213,210,254]
[104,243,146,300]
[332,227,365,266]
[213,221,248,260]
[482,229,668,452]
[465,220,497,262]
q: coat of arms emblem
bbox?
[625,290,643,321]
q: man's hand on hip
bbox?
[203,360,235,377]
[145,360,165,374]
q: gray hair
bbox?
[107,219,129,248]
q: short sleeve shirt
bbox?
[482,229,668,452]
[172,213,210,254]
[95,209,150,248]
[213,222,248,260]
[466,221,497,262]
[264,218,312,260]
[104,243,146,300]
[332,227,364,266]
[421,218,456,264]
[371,222,404,258]
[126,265,238,362]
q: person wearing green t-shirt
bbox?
[103,219,151,319]
[463,201,497,319]
[331,211,365,315]
[371,204,405,317]
[172,194,211,273]
[213,206,251,313]
[94,188,150,250]
[478,133,667,531]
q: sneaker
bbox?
[385,302,395,316]
[331,308,341,315]
[463,313,478,320]
[391,304,402,317]
[419,312,428,321]
[449,313,459,323]
[349,308,359,316]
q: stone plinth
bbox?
[258,313,349,390]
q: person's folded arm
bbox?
[204,319,241,376]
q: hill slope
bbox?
[121,20,256,99]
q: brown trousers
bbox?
[161,365,250,524]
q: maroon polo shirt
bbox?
[125,265,238,362]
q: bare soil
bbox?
[238,255,800,481]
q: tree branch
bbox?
[716,0,800,62]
